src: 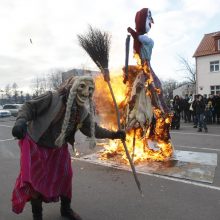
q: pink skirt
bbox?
[11,134,73,214]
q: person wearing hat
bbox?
[11,75,125,220]
[127,8,169,114]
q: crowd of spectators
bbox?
[169,93,220,132]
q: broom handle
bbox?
[96,62,143,195]
[124,35,130,83]
[106,80,143,196]
[106,81,121,129]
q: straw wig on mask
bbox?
[55,76,96,148]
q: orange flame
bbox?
[94,73,127,129]
[93,63,173,165]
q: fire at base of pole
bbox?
[73,145,217,184]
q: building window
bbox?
[210,61,219,72]
[210,85,220,95]
[218,39,220,50]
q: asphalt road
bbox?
[0,117,220,220]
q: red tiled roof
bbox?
[193,31,220,57]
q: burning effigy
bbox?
[91,8,173,165]
[93,67,173,165]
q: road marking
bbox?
[75,158,220,191]
[138,171,220,191]
[181,125,220,129]
[0,124,12,128]
[0,138,15,142]
[175,145,220,152]
[171,131,220,137]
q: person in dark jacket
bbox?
[205,99,213,124]
[171,95,181,129]
[195,94,208,132]
[210,94,217,123]
[11,76,125,220]
[192,95,198,128]
[183,94,191,122]
[215,93,220,124]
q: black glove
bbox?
[112,130,126,141]
[12,118,27,139]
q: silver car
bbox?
[0,109,12,117]
[3,104,23,117]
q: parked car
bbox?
[3,104,23,117]
[0,109,12,118]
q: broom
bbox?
[78,25,143,196]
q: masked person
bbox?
[11,76,125,220]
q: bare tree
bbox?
[31,70,63,97]
[32,77,40,97]
[177,56,196,84]
[32,76,48,96]
[47,70,63,90]
[39,77,47,94]
[12,82,19,103]
[162,79,183,100]
[5,84,12,102]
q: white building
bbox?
[173,83,196,98]
[193,31,220,96]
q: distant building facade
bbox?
[62,68,99,82]
[173,83,196,98]
[193,31,220,95]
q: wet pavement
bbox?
[1,117,220,220]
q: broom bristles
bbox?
[77,25,111,70]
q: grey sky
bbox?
[0,0,220,92]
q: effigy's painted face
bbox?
[76,79,95,106]
[145,10,153,33]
